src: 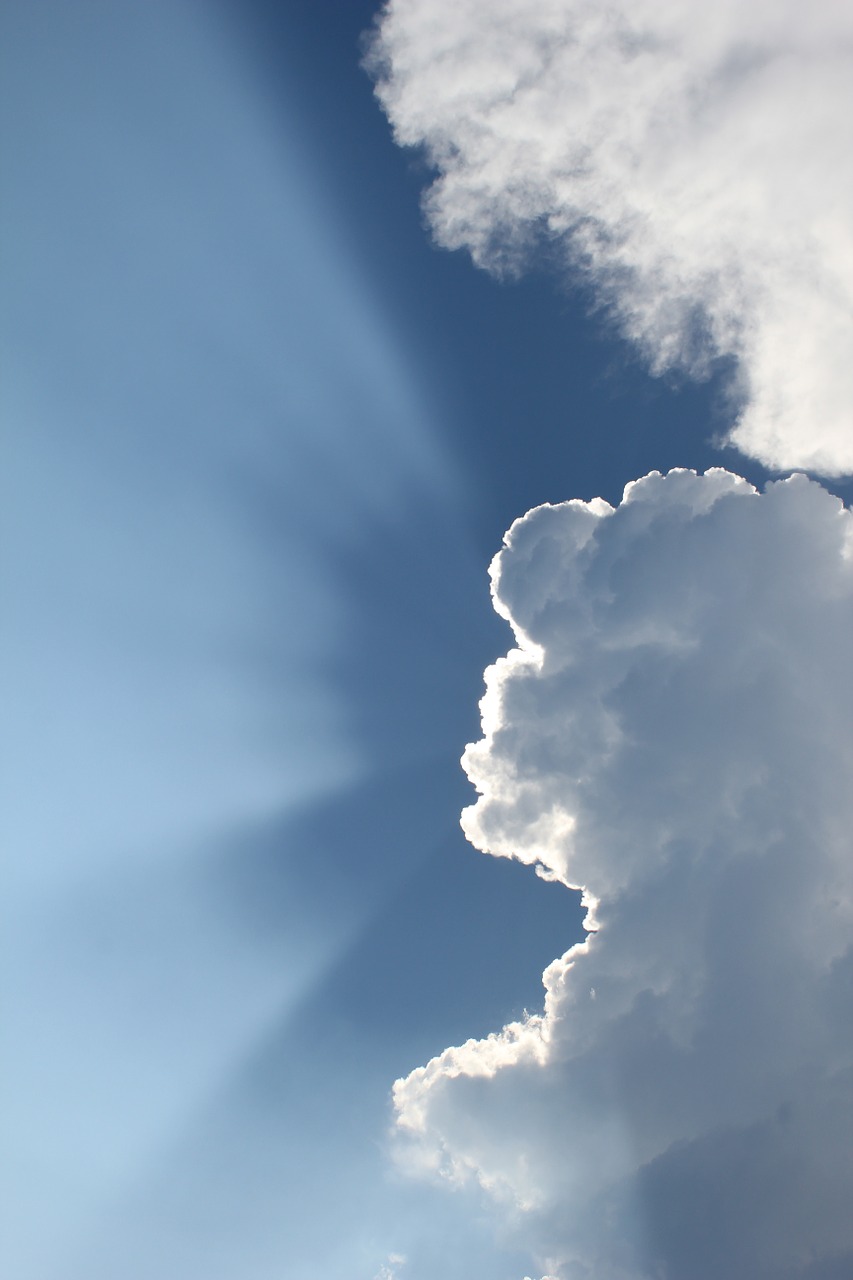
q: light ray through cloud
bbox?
[0,3,470,1276]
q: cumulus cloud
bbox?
[392,470,853,1279]
[369,0,853,474]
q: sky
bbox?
[2,3,852,1280]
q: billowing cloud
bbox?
[392,470,853,1279]
[369,1,853,474]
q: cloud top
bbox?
[393,470,853,1278]
[370,0,853,474]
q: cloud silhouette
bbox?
[392,469,853,1278]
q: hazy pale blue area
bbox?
[0,3,571,1276]
[3,3,850,1279]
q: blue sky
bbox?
[3,4,852,1280]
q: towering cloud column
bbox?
[393,470,853,1278]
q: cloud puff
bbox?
[374,1254,407,1280]
[392,470,853,1279]
[370,1,853,474]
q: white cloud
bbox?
[391,470,853,1279]
[370,0,853,474]
[374,1254,407,1280]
